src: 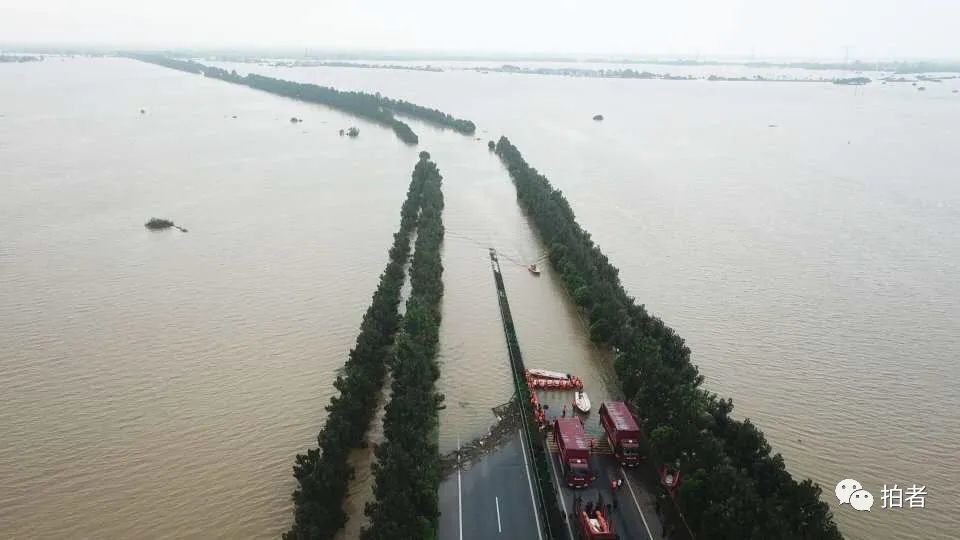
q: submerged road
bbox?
[438,432,543,540]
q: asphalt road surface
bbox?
[439,431,544,540]
[550,450,663,540]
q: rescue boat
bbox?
[574,391,592,413]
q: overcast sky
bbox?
[2,0,957,59]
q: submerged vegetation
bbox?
[494,136,842,539]
[363,155,445,539]
[283,157,429,539]
[126,54,476,143]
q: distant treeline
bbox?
[832,77,871,85]
[363,153,445,539]
[126,54,476,143]
[485,65,662,79]
[271,60,444,73]
[0,55,42,63]
[597,57,960,74]
[749,60,960,74]
[494,137,843,539]
[481,65,848,83]
[283,156,427,539]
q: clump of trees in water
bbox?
[126,55,476,143]
[494,136,843,539]
[362,155,445,539]
[145,218,174,230]
[145,217,187,232]
[282,158,430,539]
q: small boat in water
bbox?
[528,264,541,275]
[527,368,571,380]
[573,391,591,413]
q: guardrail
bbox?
[489,249,566,539]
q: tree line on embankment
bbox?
[494,136,843,539]
[362,153,446,539]
[283,152,446,540]
[282,155,428,539]
[125,54,476,144]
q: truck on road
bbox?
[554,417,594,488]
[573,496,617,540]
[599,401,642,467]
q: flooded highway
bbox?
[2,57,958,538]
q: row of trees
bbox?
[240,72,419,144]
[494,136,843,539]
[363,153,446,539]
[282,157,429,539]
[381,96,476,135]
[126,55,476,142]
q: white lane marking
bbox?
[517,428,544,540]
[495,496,502,533]
[458,436,463,540]
[546,442,576,540]
[621,467,654,539]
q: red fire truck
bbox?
[599,401,642,467]
[554,417,594,488]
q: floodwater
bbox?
[2,57,958,539]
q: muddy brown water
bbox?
[2,57,958,539]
